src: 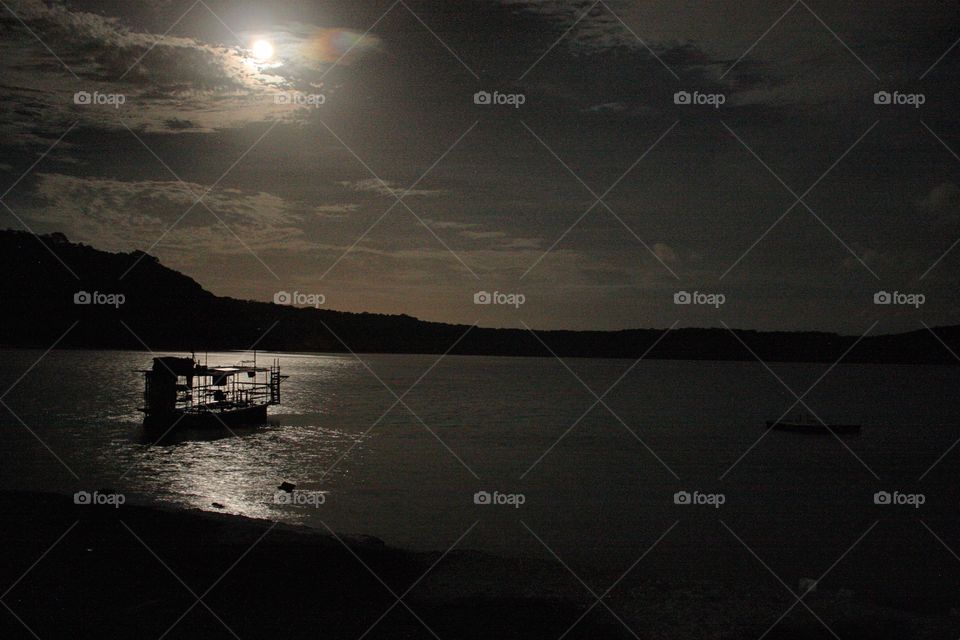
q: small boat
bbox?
[138,354,287,430]
[766,413,860,435]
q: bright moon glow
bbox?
[251,39,274,61]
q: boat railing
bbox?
[142,357,284,415]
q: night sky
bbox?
[2,0,959,332]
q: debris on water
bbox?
[211,502,225,509]
[798,578,817,594]
[278,481,295,493]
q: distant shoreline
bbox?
[3,229,960,365]
[0,342,958,367]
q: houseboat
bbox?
[139,355,286,429]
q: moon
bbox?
[251,39,274,61]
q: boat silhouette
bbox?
[139,355,287,430]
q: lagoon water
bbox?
[1,349,958,606]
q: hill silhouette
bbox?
[1,229,957,364]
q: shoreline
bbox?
[0,490,612,639]
[1,490,955,638]
[1,344,959,368]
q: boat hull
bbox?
[766,420,860,435]
[143,404,268,431]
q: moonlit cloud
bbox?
[276,24,381,68]
[29,173,320,255]
[0,0,382,136]
[338,179,446,198]
[313,204,361,216]
[653,242,679,263]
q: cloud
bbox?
[28,173,325,255]
[338,179,445,198]
[460,230,506,239]
[1,1,251,87]
[497,237,543,250]
[313,203,360,216]
[499,0,929,113]
[427,220,479,230]
[0,0,383,137]
[274,23,380,70]
[652,242,678,263]
[583,102,627,113]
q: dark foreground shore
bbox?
[0,491,954,639]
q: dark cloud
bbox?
[1,0,959,331]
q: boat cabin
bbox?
[139,356,285,429]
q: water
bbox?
[1,349,958,604]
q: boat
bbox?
[766,413,860,435]
[139,354,286,430]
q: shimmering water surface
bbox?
[1,349,958,595]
